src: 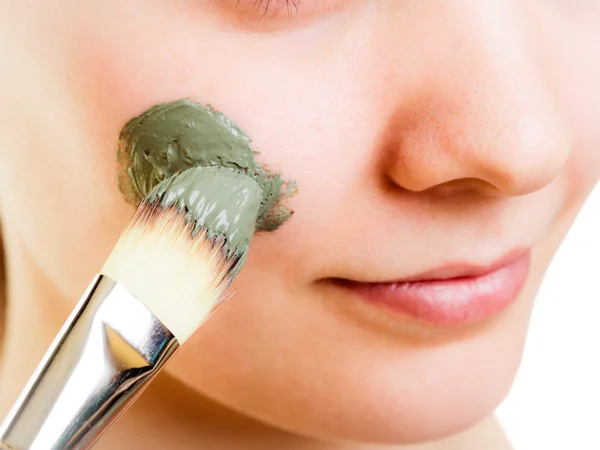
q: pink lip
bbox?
[334,251,531,325]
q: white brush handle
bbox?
[0,275,180,450]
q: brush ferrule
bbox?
[0,275,180,450]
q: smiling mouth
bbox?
[330,250,532,326]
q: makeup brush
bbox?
[0,166,262,450]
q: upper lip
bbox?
[351,248,530,285]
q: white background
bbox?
[497,184,600,450]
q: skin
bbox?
[0,1,599,449]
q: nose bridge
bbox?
[384,1,544,100]
[379,1,571,195]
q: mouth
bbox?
[330,249,531,326]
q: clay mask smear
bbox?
[148,166,262,260]
[117,98,296,232]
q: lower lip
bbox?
[335,253,531,326]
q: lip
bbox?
[332,250,531,326]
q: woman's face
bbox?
[1,0,599,444]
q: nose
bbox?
[380,1,571,197]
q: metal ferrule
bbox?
[0,275,180,450]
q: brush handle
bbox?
[0,275,180,450]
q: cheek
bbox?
[561,79,600,194]
[0,67,131,305]
[544,17,600,190]
[17,1,363,304]
[54,0,385,281]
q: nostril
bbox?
[431,178,501,198]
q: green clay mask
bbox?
[147,166,262,261]
[117,99,296,232]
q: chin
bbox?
[255,363,518,445]
[172,317,526,446]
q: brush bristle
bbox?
[101,201,238,343]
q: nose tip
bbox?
[386,96,572,197]
[376,1,573,199]
[384,57,571,198]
